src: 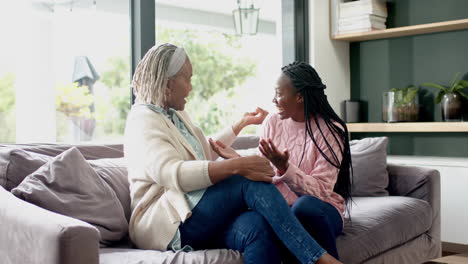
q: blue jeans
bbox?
[287,195,343,262]
[179,175,326,264]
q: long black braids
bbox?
[282,61,353,213]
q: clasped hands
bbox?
[209,107,289,179]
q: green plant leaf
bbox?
[395,90,404,105]
[402,86,408,95]
[422,82,449,93]
[435,90,444,104]
[450,72,460,91]
[459,80,468,87]
[389,88,398,92]
[458,90,468,100]
[403,86,419,104]
[452,84,464,92]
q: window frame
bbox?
[129,0,309,102]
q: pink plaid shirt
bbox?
[261,114,345,218]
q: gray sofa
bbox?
[0,136,441,264]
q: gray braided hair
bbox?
[132,43,177,106]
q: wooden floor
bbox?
[427,253,468,264]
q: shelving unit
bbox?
[330,0,468,134]
[347,122,468,132]
[332,18,468,42]
[333,1,468,248]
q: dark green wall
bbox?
[350,0,468,157]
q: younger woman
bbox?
[259,62,352,260]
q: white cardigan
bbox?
[124,104,236,250]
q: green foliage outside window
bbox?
[0,72,15,113]
[55,57,131,142]
[157,27,256,135]
[97,56,131,136]
[55,82,94,118]
[97,27,256,137]
[0,72,16,142]
[1,27,256,143]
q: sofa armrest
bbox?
[386,163,441,253]
[231,135,260,150]
[0,187,100,264]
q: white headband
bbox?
[167,47,187,78]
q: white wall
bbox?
[308,0,350,115]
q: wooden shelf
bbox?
[347,122,468,132]
[332,18,468,42]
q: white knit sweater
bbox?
[124,104,236,250]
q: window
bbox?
[0,0,130,143]
[0,1,285,143]
[155,0,282,135]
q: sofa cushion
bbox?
[88,158,131,221]
[336,196,432,264]
[0,143,123,159]
[0,148,52,191]
[235,147,258,157]
[232,136,390,196]
[0,144,123,190]
[11,147,128,246]
[350,137,389,196]
[231,136,260,150]
[0,148,130,219]
[99,248,243,264]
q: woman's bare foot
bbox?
[316,253,343,264]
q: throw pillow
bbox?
[350,137,389,196]
[0,149,52,191]
[88,158,131,221]
[11,147,128,246]
[1,147,130,221]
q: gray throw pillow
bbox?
[11,147,128,246]
[0,149,52,191]
[350,137,389,196]
[0,148,129,216]
[88,158,131,221]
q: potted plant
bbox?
[382,85,419,122]
[422,72,468,121]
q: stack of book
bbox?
[338,0,387,34]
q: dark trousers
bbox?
[283,195,343,263]
[179,175,326,264]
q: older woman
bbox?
[124,43,342,264]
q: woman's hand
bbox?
[209,138,241,159]
[208,155,274,184]
[232,107,269,135]
[259,139,289,173]
[238,156,275,183]
[242,107,269,126]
